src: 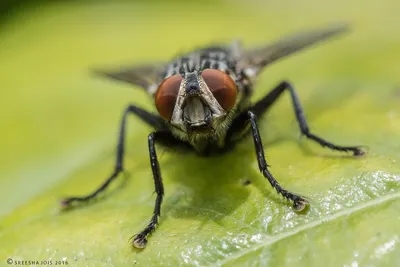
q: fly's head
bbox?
[154,69,238,135]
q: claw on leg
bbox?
[131,234,148,249]
[293,198,309,212]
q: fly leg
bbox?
[225,80,365,210]
[252,81,364,156]
[61,104,167,207]
[131,131,191,248]
[130,132,163,248]
[247,111,308,211]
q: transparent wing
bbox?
[94,62,166,95]
[238,24,350,75]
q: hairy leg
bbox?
[131,131,191,248]
[251,81,364,156]
[61,104,166,206]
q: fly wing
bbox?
[238,24,349,76]
[94,63,166,95]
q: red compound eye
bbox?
[201,69,237,111]
[154,74,183,120]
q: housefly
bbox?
[61,24,364,248]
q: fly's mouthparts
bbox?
[183,96,212,128]
[181,94,205,109]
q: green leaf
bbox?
[1,1,399,266]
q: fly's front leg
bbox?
[252,81,364,156]
[61,105,166,207]
[248,111,308,211]
[131,131,191,248]
[131,132,164,248]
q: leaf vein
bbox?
[214,191,400,266]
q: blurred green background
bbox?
[0,0,399,266]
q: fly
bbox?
[61,24,365,248]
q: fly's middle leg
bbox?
[61,105,167,207]
[252,81,365,156]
